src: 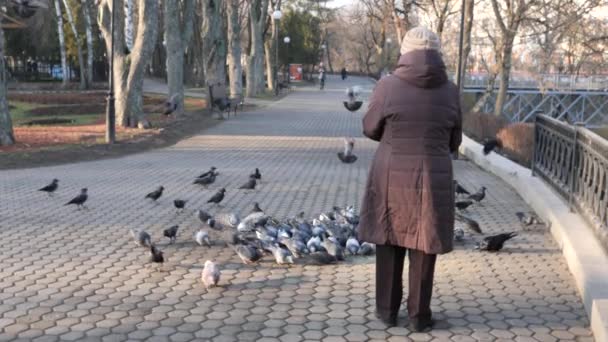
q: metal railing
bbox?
[462,73,608,91]
[533,114,608,250]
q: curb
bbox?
[459,134,608,342]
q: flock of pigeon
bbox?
[32,86,543,290]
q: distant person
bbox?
[318,63,326,90]
[341,67,347,80]
[358,27,462,332]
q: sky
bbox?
[327,0,353,8]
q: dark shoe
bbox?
[375,312,397,327]
[409,318,435,332]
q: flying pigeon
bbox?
[201,260,220,289]
[65,188,88,209]
[145,186,164,202]
[476,232,517,252]
[163,225,179,244]
[39,179,58,196]
[130,229,152,247]
[337,138,358,164]
[343,86,363,112]
[207,188,226,205]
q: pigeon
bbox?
[149,244,165,266]
[307,236,323,253]
[322,235,344,261]
[251,202,264,214]
[337,138,358,164]
[239,175,257,190]
[269,244,294,265]
[214,212,240,229]
[345,237,360,255]
[468,186,487,203]
[455,200,474,211]
[207,188,226,205]
[195,229,211,247]
[198,167,217,179]
[237,212,268,232]
[232,244,263,264]
[39,179,58,196]
[174,199,187,213]
[483,138,502,155]
[196,209,212,224]
[476,232,517,252]
[455,212,482,234]
[130,229,152,247]
[163,94,178,116]
[251,168,262,181]
[305,251,337,265]
[358,242,375,256]
[453,180,471,196]
[65,188,88,209]
[454,228,465,242]
[515,212,542,226]
[163,225,179,244]
[279,237,308,258]
[193,172,217,186]
[201,260,220,289]
[343,86,363,112]
[145,186,164,202]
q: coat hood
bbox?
[393,49,448,89]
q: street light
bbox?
[283,36,290,84]
[105,0,116,144]
[273,9,282,96]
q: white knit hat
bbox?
[400,27,441,55]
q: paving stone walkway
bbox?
[0,76,594,341]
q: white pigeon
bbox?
[195,229,211,247]
[201,260,220,289]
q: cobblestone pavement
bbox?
[0,76,593,341]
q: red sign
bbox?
[289,64,303,81]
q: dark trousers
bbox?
[376,245,437,322]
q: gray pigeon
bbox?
[280,237,309,258]
[233,244,263,264]
[145,186,164,202]
[269,244,294,265]
[323,235,344,261]
[345,237,360,255]
[195,229,211,247]
[163,225,179,244]
[239,175,257,190]
[131,229,151,247]
[358,242,375,256]
[468,186,487,203]
[307,236,323,253]
[305,251,337,265]
[39,179,58,196]
[455,212,482,234]
[201,260,220,289]
[194,173,217,186]
[196,209,212,224]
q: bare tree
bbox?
[0,27,14,146]
[227,0,244,97]
[125,0,134,51]
[489,0,537,116]
[457,0,473,94]
[422,0,459,43]
[264,0,281,93]
[53,0,69,87]
[98,0,159,127]
[82,0,95,88]
[246,0,269,97]
[201,0,227,90]
[165,0,195,115]
[61,0,87,89]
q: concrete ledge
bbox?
[459,134,608,341]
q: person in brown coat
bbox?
[357,27,462,332]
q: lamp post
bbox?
[385,37,392,73]
[283,36,290,84]
[105,0,116,144]
[455,0,466,91]
[272,9,282,96]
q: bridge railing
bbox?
[463,74,608,91]
[533,114,608,249]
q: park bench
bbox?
[208,83,243,118]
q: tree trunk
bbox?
[125,0,134,52]
[246,0,268,97]
[494,36,514,116]
[264,36,275,92]
[0,27,14,146]
[325,30,333,73]
[202,0,227,88]
[471,71,497,113]
[165,0,195,115]
[98,0,158,128]
[53,0,69,87]
[62,0,87,90]
[458,0,474,95]
[82,0,94,87]
[226,0,243,98]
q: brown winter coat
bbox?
[357,50,462,255]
